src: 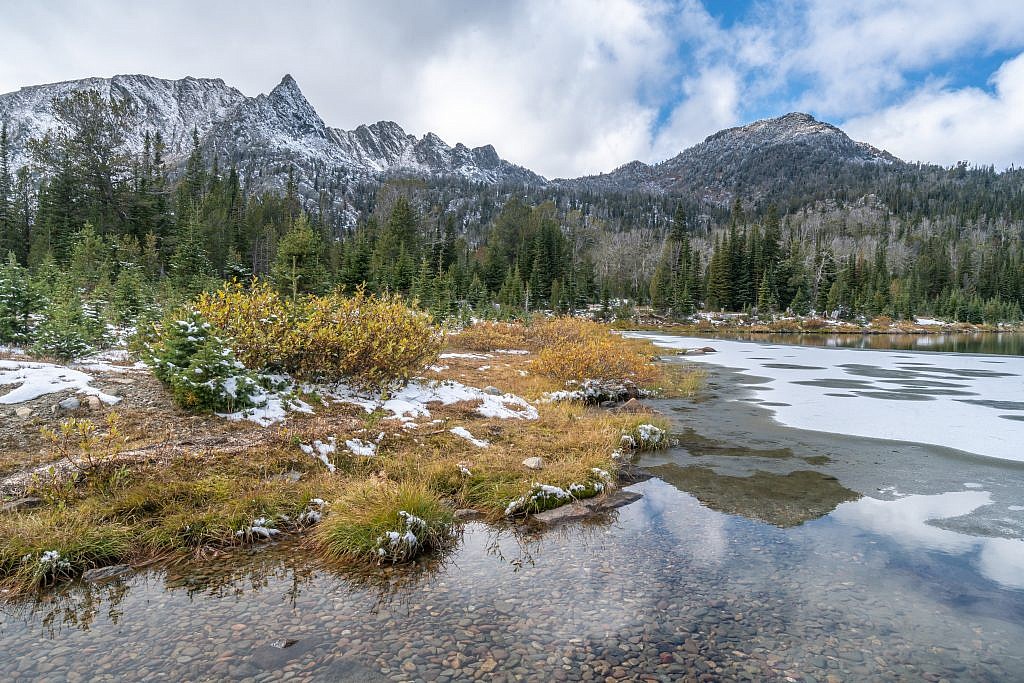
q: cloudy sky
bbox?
[2,0,1023,178]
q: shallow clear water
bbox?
[3,336,1024,681]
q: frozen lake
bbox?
[632,334,1024,463]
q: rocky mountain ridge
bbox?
[1,73,909,215]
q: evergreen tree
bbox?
[270,213,328,300]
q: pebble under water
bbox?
[2,474,1023,682]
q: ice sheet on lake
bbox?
[632,334,1024,463]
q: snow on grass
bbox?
[300,438,337,472]
[0,360,121,405]
[72,349,148,373]
[235,517,280,540]
[327,379,538,422]
[439,352,492,360]
[494,349,530,355]
[450,426,489,448]
[915,317,947,326]
[345,438,377,457]
[632,333,1024,463]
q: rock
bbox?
[86,395,103,411]
[270,470,302,483]
[700,346,717,353]
[482,386,502,396]
[454,509,484,522]
[522,457,545,470]
[81,565,133,583]
[685,349,705,355]
[611,398,656,415]
[0,497,43,513]
[56,397,80,411]
[14,407,32,418]
[270,638,298,649]
[589,490,643,511]
[532,502,593,526]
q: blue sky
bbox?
[2,0,1024,176]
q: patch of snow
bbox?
[439,352,492,360]
[495,349,530,355]
[236,517,280,540]
[450,426,489,448]
[218,384,313,427]
[300,438,337,472]
[345,438,377,457]
[0,360,121,405]
[477,365,491,371]
[327,379,538,422]
[915,317,946,326]
[427,365,449,373]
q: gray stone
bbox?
[532,502,592,526]
[57,396,81,411]
[0,496,43,513]
[589,489,643,511]
[86,395,103,410]
[81,564,133,583]
[522,457,545,470]
[482,386,502,396]
[14,407,32,418]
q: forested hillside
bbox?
[1,83,1023,359]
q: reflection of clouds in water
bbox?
[619,479,728,566]
[831,491,1024,590]
[632,334,1024,462]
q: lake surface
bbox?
[2,334,1023,681]
[681,330,1024,356]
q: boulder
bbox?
[612,398,657,415]
[532,502,592,525]
[521,457,545,470]
[81,564,133,583]
[700,346,717,353]
[482,386,503,396]
[86,395,103,411]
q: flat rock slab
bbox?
[532,489,644,526]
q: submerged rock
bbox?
[454,508,484,522]
[532,489,644,526]
[82,565,133,583]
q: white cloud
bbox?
[842,52,1024,168]
[2,0,1024,174]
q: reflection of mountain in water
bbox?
[650,464,860,528]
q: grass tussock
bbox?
[316,480,453,564]
[0,508,133,594]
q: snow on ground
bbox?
[915,317,947,326]
[72,349,148,373]
[439,352,492,360]
[300,438,337,472]
[0,359,121,405]
[328,379,538,422]
[450,426,489,448]
[632,334,1024,463]
[344,438,377,457]
[218,384,313,427]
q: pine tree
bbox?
[270,213,329,300]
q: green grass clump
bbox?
[316,481,453,564]
[0,508,132,593]
[619,417,671,452]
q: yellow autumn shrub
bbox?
[194,281,443,389]
[527,316,608,349]
[533,337,658,384]
[293,290,443,388]
[453,321,529,352]
[195,280,294,371]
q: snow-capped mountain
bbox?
[565,112,903,205]
[0,73,543,189]
[1,73,908,216]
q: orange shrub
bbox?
[533,337,659,384]
[453,321,529,352]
